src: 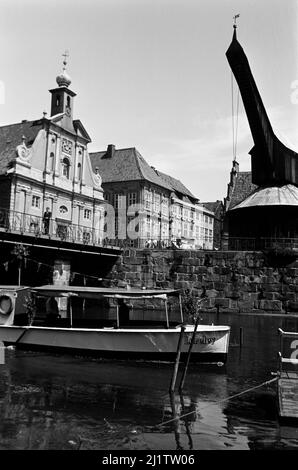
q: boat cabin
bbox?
[20,285,184,329]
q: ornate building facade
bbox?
[0,60,105,247]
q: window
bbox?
[49,152,55,171]
[84,209,92,220]
[59,205,68,214]
[128,192,137,206]
[56,95,60,107]
[114,194,125,209]
[144,190,152,210]
[161,198,168,216]
[77,163,82,180]
[183,208,189,219]
[183,223,188,238]
[154,194,160,213]
[161,222,168,237]
[62,158,70,178]
[32,195,40,208]
[67,96,71,108]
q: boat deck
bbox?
[278,371,298,420]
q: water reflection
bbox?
[1,313,298,449]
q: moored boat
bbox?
[0,285,230,363]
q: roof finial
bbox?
[233,13,240,29]
[56,50,71,88]
[62,50,69,71]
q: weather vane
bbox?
[233,14,240,28]
[62,50,69,71]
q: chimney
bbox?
[105,144,115,159]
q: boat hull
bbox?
[0,324,230,363]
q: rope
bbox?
[231,71,235,159]
[155,376,278,428]
[235,87,240,159]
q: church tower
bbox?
[49,51,76,132]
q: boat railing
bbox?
[277,328,298,375]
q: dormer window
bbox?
[62,157,70,178]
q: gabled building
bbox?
[90,146,214,249]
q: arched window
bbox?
[67,96,71,108]
[56,95,60,107]
[49,152,55,171]
[77,162,82,180]
[62,158,70,179]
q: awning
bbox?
[32,285,180,299]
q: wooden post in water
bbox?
[116,304,120,328]
[165,299,169,329]
[179,294,184,323]
[179,315,200,392]
[69,295,73,328]
[169,325,185,393]
[239,327,243,348]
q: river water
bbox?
[1,312,298,450]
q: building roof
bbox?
[154,169,198,201]
[202,200,223,214]
[0,120,42,175]
[231,184,298,210]
[90,147,197,198]
[228,171,257,210]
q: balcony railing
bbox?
[228,237,298,251]
[0,208,105,247]
[0,208,214,250]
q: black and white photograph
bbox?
[0,0,298,460]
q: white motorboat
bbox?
[0,285,230,363]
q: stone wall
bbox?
[107,248,298,314]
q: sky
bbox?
[0,0,297,201]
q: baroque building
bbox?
[0,57,118,286]
[0,61,104,243]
